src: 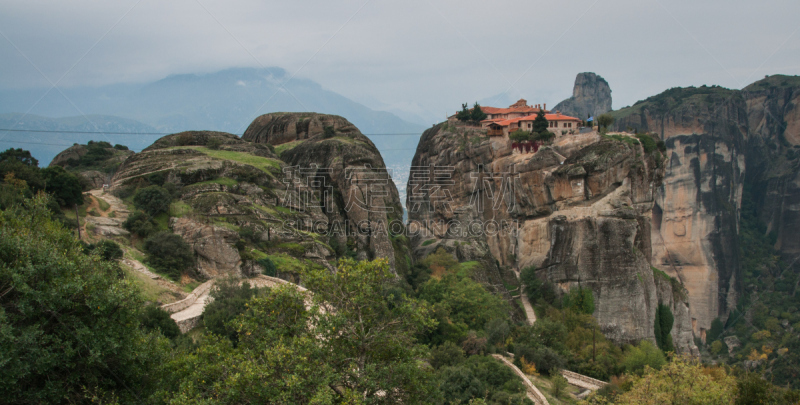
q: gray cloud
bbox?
[1,0,798,119]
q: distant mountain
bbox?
[0,67,425,167]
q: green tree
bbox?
[0,148,39,166]
[140,304,181,340]
[509,129,531,142]
[92,239,124,261]
[597,114,615,131]
[0,194,170,403]
[0,148,44,191]
[41,166,85,207]
[623,340,666,375]
[257,257,278,277]
[419,273,510,345]
[563,286,595,315]
[615,355,736,405]
[707,318,724,342]
[429,341,465,369]
[456,103,472,122]
[471,102,488,123]
[143,231,194,280]
[654,303,674,352]
[551,374,569,399]
[532,109,548,134]
[122,210,157,237]
[203,277,260,344]
[167,258,438,404]
[133,185,171,216]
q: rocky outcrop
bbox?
[111,130,336,279]
[553,73,612,120]
[171,217,242,279]
[407,122,696,352]
[244,113,408,274]
[742,75,800,261]
[49,142,134,180]
[242,112,360,145]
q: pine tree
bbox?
[470,102,487,123]
[533,109,548,134]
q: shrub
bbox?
[0,194,168,403]
[597,114,615,131]
[623,340,666,375]
[143,231,194,280]
[140,304,181,340]
[654,303,674,351]
[133,185,171,216]
[711,340,724,355]
[203,277,259,345]
[531,346,565,376]
[562,287,595,315]
[461,330,487,355]
[257,257,277,277]
[123,210,157,237]
[206,137,223,150]
[509,129,530,142]
[323,125,335,138]
[429,341,465,369]
[636,133,658,153]
[486,318,510,346]
[551,374,568,398]
[40,166,84,206]
[113,144,129,150]
[93,239,123,261]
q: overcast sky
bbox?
[1,0,799,120]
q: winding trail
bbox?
[163,275,308,333]
[514,268,607,395]
[491,354,550,405]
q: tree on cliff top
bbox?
[456,103,471,122]
[533,109,548,134]
[471,102,487,123]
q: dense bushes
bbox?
[133,185,171,216]
[140,304,181,340]
[143,231,194,280]
[122,210,158,237]
[0,195,169,403]
[203,278,260,344]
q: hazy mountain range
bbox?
[0,67,426,166]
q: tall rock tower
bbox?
[553,72,612,119]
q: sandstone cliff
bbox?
[407,122,697,353]
[553,73,612,120]
[611,86,746,339]
[742,75,800,262]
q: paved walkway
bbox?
[165,275,309,333]
[491,354,550,405]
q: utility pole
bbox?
[74,204,81,239]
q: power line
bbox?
[0,139,73,147]
[0,128,422,136]
[0,139,421,151]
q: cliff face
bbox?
[407,122,697,353]
[243,113,408,274]
[553,73,612,119]
[742,75,800,261]
[612,87,747,339]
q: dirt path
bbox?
[513,268,537,325]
